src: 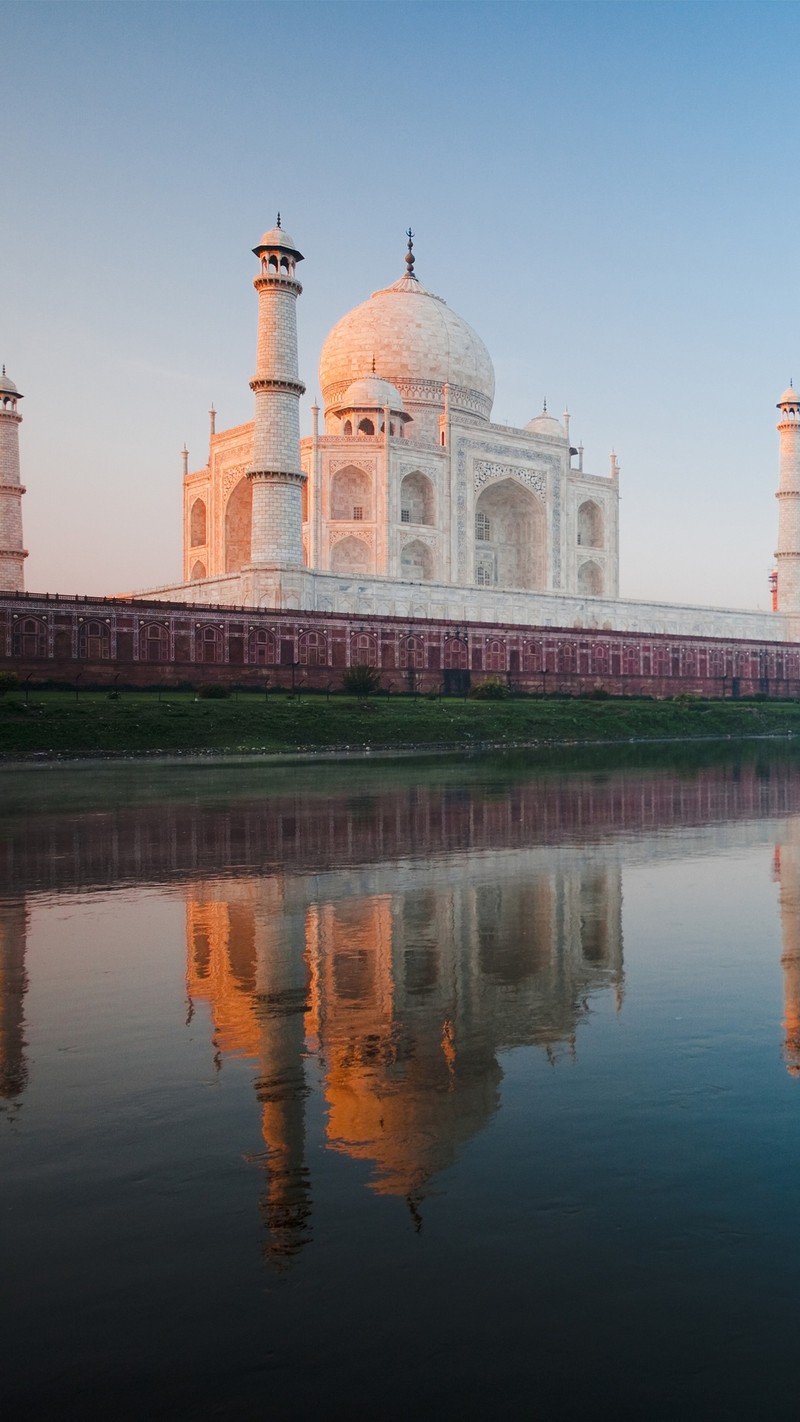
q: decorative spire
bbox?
[276,212,281,229]
[543,397,547,413]
[405,227,416,279]
[371,353,376,374]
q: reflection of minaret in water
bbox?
[186,882,312,1264]
[774,844,800,1075]
[0,898,29,1102]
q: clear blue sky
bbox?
[3,0,797,609]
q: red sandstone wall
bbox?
[2,591,799,698]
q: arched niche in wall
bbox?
[400,471,435,526]
[190,498,207,548]
[330,465,373,521]
[577,500,604,549]
[578,560,604,596]
[225,477,252,574]
[474,479,546,591]
[190,560,207,581]
[400,539,434,582]
[330,535,371,575]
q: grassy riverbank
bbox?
[3,688,800,759]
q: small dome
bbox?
[341,376,406,411]
[0,369,19,396]
[526,411,565,437]
[253,222,303,261]
[778,385,800,407]
[258,225,298,250]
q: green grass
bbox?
[2,689,800,760]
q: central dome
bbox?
[319,272,495,440]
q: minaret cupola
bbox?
[252,215,303,279]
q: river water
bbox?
[3,746,800,1419]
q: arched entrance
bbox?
[474,479,545,590]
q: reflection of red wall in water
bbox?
[9,763,800,898]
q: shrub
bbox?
[342,665,382,697]
[469,677,510,700]
[590,685,610,699]
[197,684,231,699]
[0,672,19,696]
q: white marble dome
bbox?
[340,375,406,411]
[778,385,800,407]
[320,273,495,432]
[0,368,20,397]
[526,410,565,438]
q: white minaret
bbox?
[246,218,307,566]
[0,368,26,593]
[775,383,800,612]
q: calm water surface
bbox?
[4,748,800,1419]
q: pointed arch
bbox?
[330,535,371,575]
[248,628,277,665]
[577,500,604,549]
[474,479,546,590]
[578,561,604,596]
[298,630,328,666]
[400,540,434,582]
[190,498,207,547]
[351,631,379,667]
[78,620,110,660]
[400,471,435,526]
[330,465,372,521]
[190,560,206,581]
[12,616,47,658]
[196,624,223,663]
[225,477,252,573]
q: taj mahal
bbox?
[172,221,622,625]
[5,217,800,653]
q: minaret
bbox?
[775,383,800,612]
[246,218,307,566]
[0,368,27,592]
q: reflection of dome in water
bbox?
[320,269,495,426]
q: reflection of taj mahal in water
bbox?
[8,766,800,1263]
[185,853,624,1258]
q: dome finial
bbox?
[543,396,547,413]
[405,227,416,280]
[371,353,376,374]
[276,211,281,229]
